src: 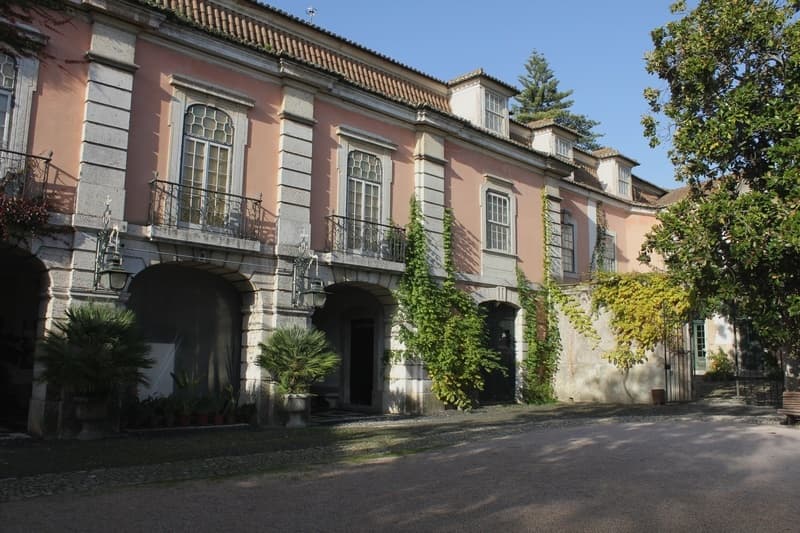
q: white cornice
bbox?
[558,179,658,214]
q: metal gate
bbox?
[664,322,693,402]
[732,319,783,406]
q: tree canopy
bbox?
[641,0,800,376]
[514,49,602,150]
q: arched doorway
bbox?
[0,245,47,429]
[127,263,243,401]
[311,283,390,412]
[479,301,517,403]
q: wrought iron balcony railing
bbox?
[326,215,406,263]
[0,149,51,200]
[148,179,263,241]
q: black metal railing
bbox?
[326,215,406,262]
[148,179,263,241]
[0,148,52,200]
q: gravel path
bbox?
[0,403,787,503]
[2,412,797,532]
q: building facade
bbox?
[1,0,674,435]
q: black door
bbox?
[480,304,516,403]
[349,319,374,406]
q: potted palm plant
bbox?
[256,326,340,428]
[38,303,153,439]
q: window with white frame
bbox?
[179,104,233,228]
[167,75,253,232]
[561,211,576,274]
[555,136,573,159]
[0,53,16,150]
[336,125,397,257]
[618,165,631,196]
[346,149,383,254]
[484,90,506,135]
[485,190,511,252]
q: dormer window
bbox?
[484,90,506,135]
[555,136,573,159]
[618,166,631,196]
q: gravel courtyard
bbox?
[2,404,797,532]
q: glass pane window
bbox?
[179,104,233,228]
[618,166,631,196]
[556,137,572,158]
[0,53,16,149]
[486,190,510,252]
[599,232,616,272]
[485,90,505,134]
[561,219,575,273]
[346,150,383,254]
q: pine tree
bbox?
[514,49,602,150]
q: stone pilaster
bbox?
[414,131,447,271]
[74,19,138,228]
[545,181,563,280]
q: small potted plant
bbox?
[38,303,153,439]
[256,326,340,428]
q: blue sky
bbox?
[260,1,681,190]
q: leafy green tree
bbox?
[514,49,602,150]
[641,0,800,383]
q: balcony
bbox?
[148,179,265,247]
[0,149,51,200]
[326,215,406,263]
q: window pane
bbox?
[561,223,575,273]
[0,53,16,91]
[486,191,510,252]
[184,104,234,146]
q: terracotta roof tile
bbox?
[142,0,450,112]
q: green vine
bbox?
[395,198,502,410]
[0,195,49,241]
[591,272,691,370]
[517,191,598,403]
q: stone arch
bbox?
[0,244,49,430]
[126,261,256,403]
[310,280,397,413]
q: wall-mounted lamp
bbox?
[292,235,327,309]
[94,198,130,292]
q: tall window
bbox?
[618,165,631,196]
[486,190,510,252]
[0,53,17,150]
[598,232,616,272]
[346,150,382,253]
[485,90,505,134]
[179,104,233,228]
[561,211,576,274]
[692,320,707,371]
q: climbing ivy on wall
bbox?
[395,198,501,410]
[591,272,691,370]
[516,191,598,403]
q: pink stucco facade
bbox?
[3,0,675,436]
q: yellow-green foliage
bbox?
[592,272,691,370]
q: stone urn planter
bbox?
[284,393,311,428]
[256,326,340,428]
[74,396,110,440]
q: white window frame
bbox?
[336,125,396,225]
[0,52,38,154]
[167,75,253,198]
[555,136,573,159]
[483,89,507,135]
[561,211,576,274]
[481,175,516,255]
[618,165,631,197]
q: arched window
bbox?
[346,150,382,253]
[0,53,17,150]
[179,104,234,227]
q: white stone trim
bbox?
[166,78,251,197]
[336,126,396,224]
[4,54,39,155]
